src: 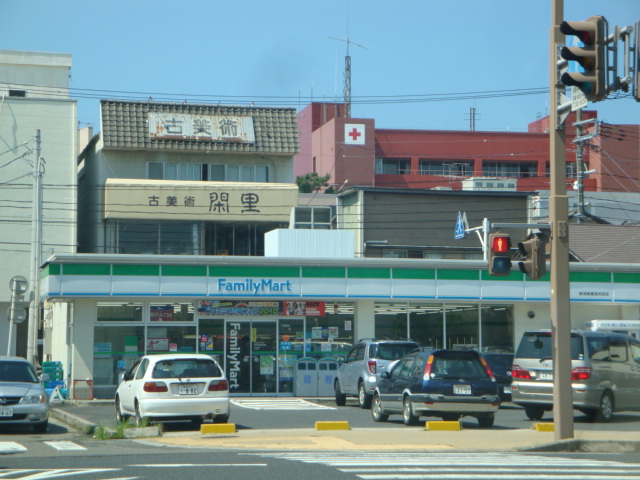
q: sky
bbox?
[2,0,638,133]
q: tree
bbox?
[295,172,332,193]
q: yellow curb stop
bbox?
[535,423,555,432]
[315,421,350,430]
[201,423,237,434]
[424,421,462,431]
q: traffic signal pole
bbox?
[550,0,574,440]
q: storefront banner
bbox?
[150,305,174,321]
[282,301,325,316]
[198,301,281,317]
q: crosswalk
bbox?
[248,451,640,479]
[231,398,335,410]
[0,440,86,454]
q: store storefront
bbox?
[41,254,640,399]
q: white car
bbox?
[0,356,50,433]
[115,354,230,426]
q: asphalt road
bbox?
[51,397,640,433]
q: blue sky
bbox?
[2,0,638,133]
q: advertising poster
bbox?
[282,301,325,316]
[150,305,174,321]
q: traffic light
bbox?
[560,15,607,102]
[517,234,548,280]
[488,233,512,276]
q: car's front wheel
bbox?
[335,380,346,406]
[402,396,420,426]
[371,393,389,422]
[358,381,372,409]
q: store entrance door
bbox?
[223,318,305,396]
[224,320,278,395]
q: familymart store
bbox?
[40,254,640,399]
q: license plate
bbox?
[453,384,471,395]
[0,406,13,417]
[178,384,198,395]
[539,371,553,380]
[503,386,511,394]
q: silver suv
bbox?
[511,329,640,421]
[334,339,419,408]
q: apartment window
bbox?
[208,164,270,182]
[375,157,410,175]
[419,160,473,177]
[292,207,334,229]
[147,162,204,181]
[482,162,538,178]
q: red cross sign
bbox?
[344,124,365,145]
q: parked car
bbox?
[511,329,640,421]
[335,339,420,408]
[0,356,50,433]
[115,354,230,426]
[480,351,514,402]
[371,348,500,427]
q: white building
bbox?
[0,50,77,357]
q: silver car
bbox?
[511,330,640,421]
[0,356,50,433]
[335,339,420,408]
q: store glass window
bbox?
[147,325,197,353]
[374,303,408,340]
[480,305,514,352]
[408,303,444,349]
[149,303,195,322]
[306,302,355,358]
[93,326,145,397]
[97,303,143,322]
[445,304,479,349]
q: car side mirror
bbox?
[381,372,391,379]
[39,373,50,382]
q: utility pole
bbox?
[550,0,574,440]
[27,129,43,366]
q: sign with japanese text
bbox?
[149,113,255,143]
[103,179,298,222]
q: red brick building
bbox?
[295,102,639,194]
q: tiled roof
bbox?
[100,100,299,154]
[569,224,640,263]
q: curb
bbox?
[520,439,640,453]
[50,407,97,435]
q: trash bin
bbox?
[317,357,339,396]
[294,357,318,397]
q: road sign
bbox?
[454,212,468,240]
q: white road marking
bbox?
[44,441,88,451]
[231,398,335,410]
[0,441,27,453]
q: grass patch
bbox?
[93,418,157,440]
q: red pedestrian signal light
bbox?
[488,234,512,276]
[560,16,607,102]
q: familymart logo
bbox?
[217,278,292,295]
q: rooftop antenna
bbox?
[328,2,365,118]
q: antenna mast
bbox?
[328,4,365,118]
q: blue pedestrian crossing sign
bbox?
[454,211,468,240]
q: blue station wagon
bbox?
[371,349,501,428]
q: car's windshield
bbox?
[0,361,39,383]
[152,359,221,379]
